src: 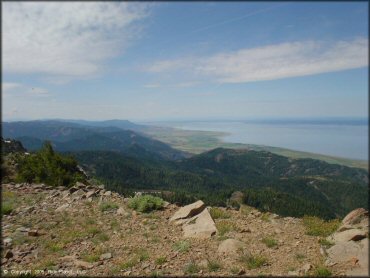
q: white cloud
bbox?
[3,2,148,80]
[2,82,22,92]
[2,82,50,98]
[145,38,368,83]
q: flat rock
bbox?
[329,229,367,243]
[73,259,94,269]
[100,253,112,260]
[183,208,217,239]
[85,190,96,199]
[170,200,206,222]
[217,238,249,257]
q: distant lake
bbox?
[146,119,368,161]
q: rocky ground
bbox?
[1,182,369,277]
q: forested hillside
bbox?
[71,148,368,219]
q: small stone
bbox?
[5,250,13,259]
[28,230,39,237]
[238,269,246,275]
[301,263,312,273]
[4,237,13,247]
[104,191,112,196]
[288,271,299,276]
[117,207,129,216]
[100,253,112,260]
[55,204,70,212]
[240,227,251,233]
[16,227,29,233]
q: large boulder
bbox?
[217,239,250,257]
[170,200,206,222]
[342,208,369,226]
[183,208,217,239]
[327,240,362,263]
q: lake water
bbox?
[147,120,369,161]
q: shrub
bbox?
[172,240,191,253]
[303,216,340,237]
[208,260,222,272]
[245,255,267,269]
[319,238,334,247]
[99,201,119,212]
[240,205,253,216]
[210,207,231,219]
[216,220,235,236]
[128,195,164,213]
[262,236,278,248]
[314,266,332,277]
[16,141,86,187]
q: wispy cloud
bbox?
[144,37,368,84]
[3,2,148,81]
[2,82,51,98]
[143,81,200,89]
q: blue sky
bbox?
[2,2,368,121]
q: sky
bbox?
[2,2,369,121]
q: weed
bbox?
[240,205,253,216]
[99,201,119,212]
[155,256,167,265]
[314,266,332,277]
[295,253,306,261]
[245,255,267,269]
[173,240,191,253]
[230,266,239,274]
[96,233,109,242]
[302,216,340,237]
[319,238,334,247]
[184,261,199,275]
[261,212,270,222]
[208,260,222,272]
[210,207,231,219]
[216,220,235,236]
[261,236,278,248]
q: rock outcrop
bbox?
[326,208,369,276]
[169,200,206,222]
[182,208,217,239]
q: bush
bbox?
[303,216,340,237]
[210,207,231,219]
[128,195,164,213]
[16,141,86,187]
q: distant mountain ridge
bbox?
[2,120,188,161]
